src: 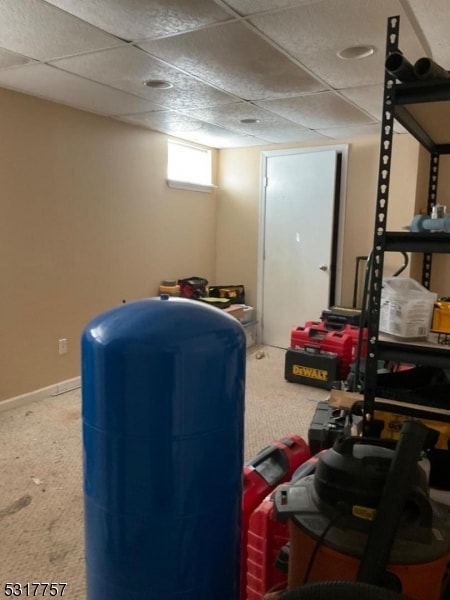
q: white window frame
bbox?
[166,139,216,193]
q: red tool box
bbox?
[245,454,325,600]
[246,493,288,600]
[290,325,354,378]
[241,435,310,600]
[303,320,368,361]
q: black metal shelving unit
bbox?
[363,15,450,435]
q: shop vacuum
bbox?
[274,421,450,600]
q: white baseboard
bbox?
[0,376,81,413]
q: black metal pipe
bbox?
[414,57,450,81]
[385,51,416,82]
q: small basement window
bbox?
[167,140,215,192]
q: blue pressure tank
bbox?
[81,296,246,600]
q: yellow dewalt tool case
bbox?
[284,347,338,390]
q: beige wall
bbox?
[408,147,450,294]
[0,88,218,401]
[1,84,437,402]
[391,136,450,302]
[426,152,450,296]
[216,134,420,309]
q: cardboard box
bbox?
[284,348,339,389]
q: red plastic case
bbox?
[291,325,354,378]
[241,435,310,599]
[303,320,368,362]
[245,453,325,600]
[246,494,288,600]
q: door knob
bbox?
[319,264,328,271]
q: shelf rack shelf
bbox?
[363,15,450,435]
[377,334,450,369]
[385,232,450,253]
[395,83,450,152]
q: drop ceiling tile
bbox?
[316,124,382,140]
[183,101,303,131]
[340,84,384,121]
[405,0,450,68]
[139,21,325,100]
[0,47,35,70]
[250,0,426,88]
[177,127,269,149]
[0,0,124,61]
[341,85,406,133]
[120,110,210,133]
[119,110,268,148]
[257,92,375,129]
[222,0,323,17]
[182,101,326,143]
[44,0,234,41]
[261,128,328,144]
[52,46,238,110]
[0,64,160,116]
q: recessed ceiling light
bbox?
[337,45,375,60]
[240,118,260,124]
[143,79,173,89]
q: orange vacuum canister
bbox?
[274,434,450,600]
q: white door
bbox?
[260,148,344,349]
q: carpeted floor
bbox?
[0,346,328,599]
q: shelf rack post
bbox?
[363,15,400,435]
[422,152,440,289]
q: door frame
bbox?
[256,144,349,345]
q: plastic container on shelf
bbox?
[159,279,180,296]
[234,304,254,324]
[432,300,450,334]
[243,321,257,348]
[380,277,437,339]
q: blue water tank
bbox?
[81,297,246,600]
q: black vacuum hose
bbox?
[280,581,411,600]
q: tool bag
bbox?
[209,284,245,304]
[177,276,208,299]
[198,297,231,309]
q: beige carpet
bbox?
[0,346,328,599]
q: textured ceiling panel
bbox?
[341,84,406,133]
[0,64,160,115]
[178,127,269,149]
[405,0,450,68]
[0,0,442,147]
[44,0,234,41]
[250,0,426,89]
[119,110,268,148]
[52,46,238,110]
[255,127,327,144]
[316,123,381,139]
[139,21,325,100]
[221,0,323,16]
[0,47,35,69]
[340,84,384,121]
[257,91,375,129]
[120,110,218,133]
[183,101,304,131]
[182,101,327,143]
[0,0,124,62]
